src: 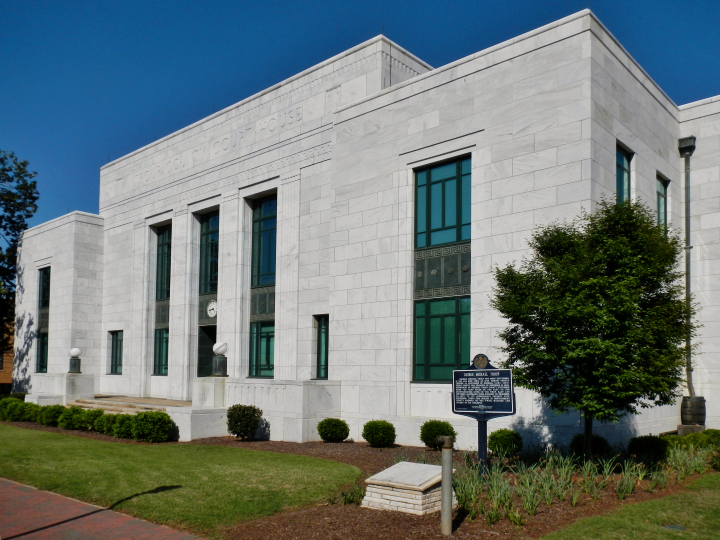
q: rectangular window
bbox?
[36,332,48,373]
[110,331,123,374]
[199,212,219,295]
[249,321,274,377]
[616,146,632,204]
[38,267,51,309]
[657,177,668,227]
[251,196,277,287]
[156,225,172,300]
[153,328,169,376]
[413,296,470,382]
[415,157,471,248]
[316,315,329,379]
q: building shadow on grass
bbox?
[3,485,183,540]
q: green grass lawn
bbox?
[543,473,720,540]
[0,424,359,537]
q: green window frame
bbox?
[153,328,169,376]
[657,177,668,227]
[156,225,172,300]
[199,212,219,295]
[251,196,277,287]
[413,296,470,382]
[316,315,329,379]
[249,321,274,378]
[38,267,51,309]
[110,331,123,375]
[415,157,471,248]
[36,332,48,373]
[616,146,632,204]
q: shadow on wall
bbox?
[12,255,35,393]
[255,418,271,441]
[507,397,639,450]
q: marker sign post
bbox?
[452,354,516,471]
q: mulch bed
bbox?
[3,421,711,539]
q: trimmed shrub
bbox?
[112,414,135,439]
[0,397,23,420]
[627,435,669,464]
[39,405,66,427]
[662,434,685,448]
[362,420,396,448]
[227,404,263,440]
[3,400,25,421]
[704,429,720,448]
[488,428,523,456]
[317,418,350,443]
[419,420,458,450]
[131,411,174,443]
[570,433,611,456]
[21,403,42,423]
[80,409,104,431]
[58,406,86,430]
[94,413,117,435]
[684,432,712,448]
[0,393,26,402]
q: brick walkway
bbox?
[0,478,201,539]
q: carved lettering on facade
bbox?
[133,151,194,184]
[257,105,302,135]
[210,126,253,157]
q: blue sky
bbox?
[2,0,719,227]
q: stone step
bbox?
[68,399,167,414]
[66,402,144,415]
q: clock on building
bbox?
[206,300,217,318]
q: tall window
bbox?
[110,331,123,375]
[156,225,172,300]
[153,328,169,376]
[415,157,471,248]
[657,177,668,227]
[199,212,219,295]
[616,146,632,204]
[316,315,329,379]
[37,267,51,373]
[39,267,51,309]
[249,322,274,377]
[414,297,470,382]
[251,197,277,287]
[36,333,48,373]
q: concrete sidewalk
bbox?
[0,478,202,539]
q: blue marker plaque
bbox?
[452,354,516,471]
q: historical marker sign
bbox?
[451,354,516,472]
[452,369,515,416]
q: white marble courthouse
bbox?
[15,10,720,446]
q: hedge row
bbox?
[0,397,175,443]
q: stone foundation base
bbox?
[362,483,454,515]
[677,424,706,436]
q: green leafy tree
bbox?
[0,151,39,355]
[491,201,694,457]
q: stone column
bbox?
[274,175,301,381]
[217,192,240,377]
[129,221,151,397]
[169,209,193,401]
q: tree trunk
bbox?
[583,414,593,459]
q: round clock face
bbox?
[207,300,217,318]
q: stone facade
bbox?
[15,10,720,445]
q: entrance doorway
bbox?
[197,325,217,377]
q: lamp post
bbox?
[68,348,82,373]
[211,342,228,377]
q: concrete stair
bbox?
[66,398,169,415]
